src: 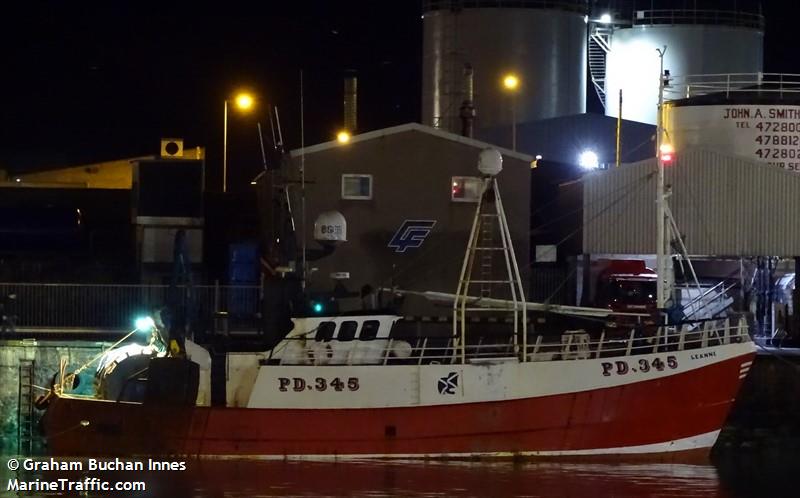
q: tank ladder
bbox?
[589,24,611,109]
[453,177,527,363]
[17,358,35,454]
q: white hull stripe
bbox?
[740,361,753,368]
[247,342,755,410]
[198,430,721,461]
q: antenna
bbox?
[274,107,285,153]
[300,70,307,288]
[268,108,278,151]
[257,122,268,171]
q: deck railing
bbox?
[276,317,749,366]
[0,282,260,330]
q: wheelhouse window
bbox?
[359,320,380,341]
[451,176,482,202]
[341,174,373,200]
[315,321,336,342]
[337,320,358,341]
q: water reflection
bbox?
[0,458,744,498]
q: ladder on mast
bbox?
[453,151,527,363]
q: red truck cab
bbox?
[595,260,657,324]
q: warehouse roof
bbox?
[289,122,533,163]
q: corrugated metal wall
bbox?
[583,149,800,257]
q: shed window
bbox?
[342,174,373,200]
[359,320,380,341]
[451,176,482,202]
[315,321,336,342]
[337,321,358,341]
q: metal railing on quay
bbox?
[0,282,261,331]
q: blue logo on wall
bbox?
[388,220,436,253]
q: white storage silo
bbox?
[422,0,588,136]
[604,7,763,125]
[664,77,800,171]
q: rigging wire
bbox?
[382,169,655,291]
[539,170,656,304]
[377,169,655,314]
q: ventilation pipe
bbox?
[344,71,358,133]
[459,63,475,138]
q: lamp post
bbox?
[336,130,351,144]
[502,73,520,151]
[223,92,255,193]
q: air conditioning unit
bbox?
[160,138,184,158]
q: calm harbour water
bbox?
[0,456,796,498]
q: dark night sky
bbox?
[1,1,798,191]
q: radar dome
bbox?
[478,148,503,176]
[314,211,347,243]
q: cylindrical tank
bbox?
[422,0,587,140]
[664,79,800,171]
[605,8,763,125]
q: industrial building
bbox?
[416,0,800,341]
[421,0,587,133]
[290,123,532,315]
[0,143,214,283]
[4,0,797,341]
[601,6,764,124]
[417,0,769,176]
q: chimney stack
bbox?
[459,63,475,138]
[344,71,358,133]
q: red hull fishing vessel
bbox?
[44,340,753,459]
[42,147,755,460]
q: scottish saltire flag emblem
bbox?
[388,220,436,253]
[437,372,459,395]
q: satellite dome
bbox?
[313,211,347,243]
[478,148,503,176]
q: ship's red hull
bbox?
[42,353,753,460]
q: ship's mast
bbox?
[655,47,668,314]
[453,149,527,363]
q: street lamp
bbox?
[336,130,351,144]
[502,73,520,151]
[223,91,255,193]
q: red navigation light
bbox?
[659,143,675,164]
[452,180,464,198]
